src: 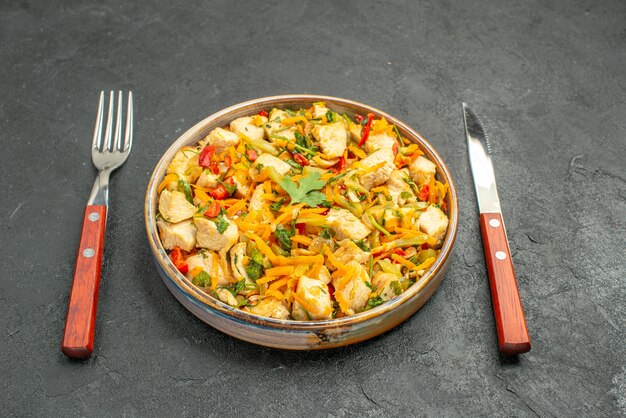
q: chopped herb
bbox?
[274,224,294,252]
[250,248,264,265]
[270,198,286,211]
[177,179,193,204]
[213,209,230,234]
[286,158,303,171]
[327,172,348,184]
[354,239,371,252]
[192,271,211,287]
[325,109,337,123]
[245,263,263,281]
[278,172,327,207]
[294,131,312,149]
[365,281,377,292]
[400,191,413,200]
[367,296,384,309]
[393,124,403,142]
[361,116,369,126]
[390,281,403,296]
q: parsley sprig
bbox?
[278,172,328,207]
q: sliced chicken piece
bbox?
[245,297,291,320]
[185,252,232,287]
[332,261,371,316]
[312,122,348,158]
[311,103,330,119]
[203,127,240,153]
[229,243,248,281]
[215,288,238,307]
[157,219,197,252]
[166,147,201,183]
[371,272,402,302]
[358,148,395,190]
[230,116,266,142]
[333,239,370,265]
[158,190,197,223]
[363,132,397,154]
[196,170,220,189]
[249,153,291,181]
[409,155,437,187]
[326,208,371,241]
[291,276,333,320]
[194,216,239,255]
[417,205,449,247]
[386,169,415,205]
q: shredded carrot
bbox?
[323,245,345,270]
[292,235,312,246]
[415,257,436,271]
[293,293,318,314]
[246,232,278,264]
[211,253,219,290]
[265,266,295,276]
[189,266,203,278]
[256,275,282,285]
[281,116,308,125]
[268,277,289,291]
[275,255,324,266]
[226,200,247,216]
[391,253,420,271]
[158,173,178,193]
[265,289,285,301]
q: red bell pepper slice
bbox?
[169,247,188,274]
[421,243,430,250]
[295,223,306,235]
[258,110,269,118]
[394,248,407,257]
[209,162,219,175]
[327,283,335,300]
[224,155,232,170]
[204,201,221,218]
[246,149,258,162]
[358,113,375,147]
[210,184,229,200]
[337,156,346,173]
[354,114,364,124]
[293,153,309,166]
[419,185,430,201]
[199,145,215,167]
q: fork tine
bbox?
[113,91,123,151]
[103,91,115,151]
[123,91,133,152]
[92,91,105,151]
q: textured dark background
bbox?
[1,0,624,416]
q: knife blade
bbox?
[463,103,531,355]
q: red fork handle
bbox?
[480,212,531,355]
[62,205,107,358]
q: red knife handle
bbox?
[62,205,107,358]
[480,212,531,355]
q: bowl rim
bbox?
[145,94,459,330]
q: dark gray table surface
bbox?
[1,0,624,416]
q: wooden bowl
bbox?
[144,95,459,350]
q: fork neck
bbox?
[87,170,111,207]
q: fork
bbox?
[62,91,133,358]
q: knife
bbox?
[462,103,531,355]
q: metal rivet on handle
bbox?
[489,219,501,228]
[495,251,506,260]
[88,212,100,222]
[83,248,95,258]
